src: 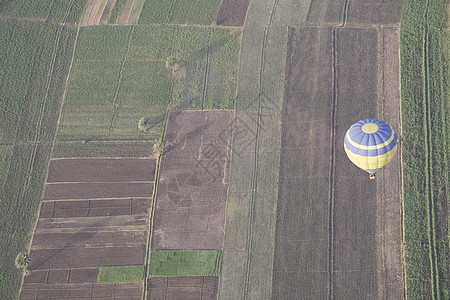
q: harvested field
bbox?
[81,0,114,26]
[147,276,218,300]
[116,0,135,24]
[22,155,154,298]
[20,282,143,300]
[47,158,156,182]
[216,0,250,26]
[346,0,402,25]
[151,110,233,250]
[272,26,333,299]
[44,182,153,200]
[39,198,150,218]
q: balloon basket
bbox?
[369,174,376,180]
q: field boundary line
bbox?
[423,1,440,298]
[108,25,135,135]
[327,25,338,300]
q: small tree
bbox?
[153,139,164,155]
[15,252,31,274]
[138,117,152,133]
[165,56,179,74]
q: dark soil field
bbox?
[20,157,155,299]
[47,158,156,182]
[216,0,250,26]
[152,110,233,250]
[147,276,218,300]
[20,282,142,300]
[272,22,403,299]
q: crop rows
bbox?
[58,24,240,145]
[0,0,87,23]
[0,20,76,299]
[139,0,222,25]
[400,0,449,299]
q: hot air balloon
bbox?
[344,119,398,179]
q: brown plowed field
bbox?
[29,245,145,269]
[36,214,149,230]
[31,231,146,249]
[47,158,156,182]
[43,182,153,200]
[117,0,135,25]
[152,110,233,250]
[39,198,150,218]
[20,282,143,300]
[273,23,403,298]
[147,276,218,300]
[216,0,250,26]
[22,155,154,299]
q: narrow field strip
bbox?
[422,2,441,298]
[400,1,448,299]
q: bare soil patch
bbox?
[20,282,142,300]
[216,0,250,26]
[36,214,149,229]
[117,0,135,24]
[81,0,109,26]
[272,26,333,298]
[43,182,153,200]
[152,110,233,250]
[47,158,156,183]
[39,198,150,218]
[147,276,218,300]
[29,245,145,269]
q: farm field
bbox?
[152,110,233,250]
[139,0,222,25]
[20,157,156,299]
[57,24,240,144]
[400,1,449,299]
[0,19,76,299]
[0,0,88,24]
[147,276,218,300]
[3,0,447,299]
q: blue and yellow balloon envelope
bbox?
[344,119,398,176]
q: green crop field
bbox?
[98,265,145,283]
[400,1,449,299]
[139,0,221,25]
[0,20,76,299]
[59,24,240,142]
[148,250,222,276]
[0,0,87,23]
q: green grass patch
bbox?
[139,0,221,25]
[98,265,144,283]
[400,1,449,299]
[149,250,222,276]
[0,0,88,23]
[108,0,127,24]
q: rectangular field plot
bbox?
[147,276,218,300]
[152,110,233,250]
[52,141,154,158]
[216,0,250,26]
[47,158,156,182]
[0,0,88,23]
[139,0,222,25]
[149,250,221,276]
[346,0,402,25]
[272,27,333,298]
[20,282,143,300]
